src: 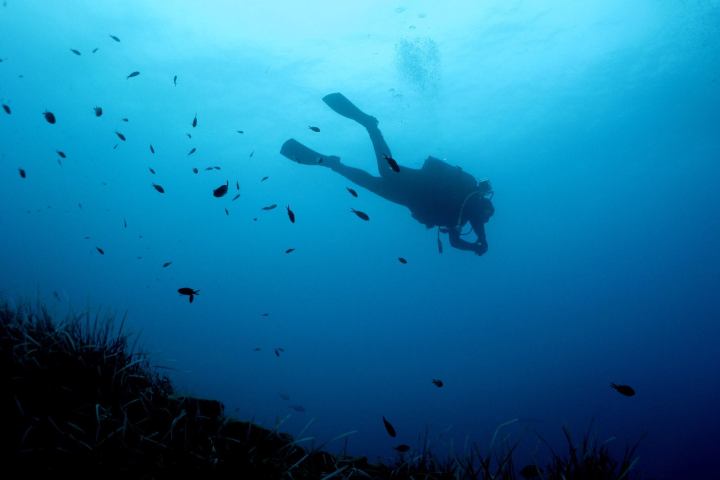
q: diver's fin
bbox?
[280,138,339,167]
[322,92,378,128]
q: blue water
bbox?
[1,1,719,478]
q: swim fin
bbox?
[322,92,378,128]
[280,138,339,167]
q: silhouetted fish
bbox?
[18,168,26,178]
[152,183,165,193]
[287,205,295,223]
[394,444,410,453]
[192,113,197,128]
[346,187,358,197]
[188,147,196,156]
[126,71,140,79]
[115,131,126,141]
[224,207,229,216]
[236,180,240,191]
[253,347,262,351]
[173,75,177,86]
[398,257,408,264]
[123,218,127,229]
[96,246,105,255]
[149,144,155,154]
[262,204,277,211]
[121,118,128,122]
[213,181,229,198]
[162,261,172,268]
[237,130,244,134]
[43,111,56,124]
[274,347,285,357]
[56,150,66,158]
[260,313,270,317]
[384,154,400,172]
[610,383,635,397]
[178,287,199,303]
[432,379,444,388]
[2,104,10,114]
[285,248,295,254]
[70,48,81,56]
[109,34,120,42]
[148,167,156,174]
[308,126,320,132]
[93,106,103,117]
[232,193,240,201]
[261,176,269,182]
[92,48,98,53]
[382,416,397,438]
[192,167,199,174]
[351,209,369,221]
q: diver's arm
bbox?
[448,227,486,255]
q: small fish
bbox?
[261,176,269,182]
[213,181,229,198]
[192,167,199,174]
[610,383,636,397]
[186,132,192,139]
[70,48,82,56]
[123,218,127,229]
[253,347,262,351]
[260,313,270,317]
[56,150,66,159]
[92,47,99,53]
[109,34,120,42]
[115,131,126,141]
[96,246,105,255]
[285,248,295,254]
[262,203,277,211]
[173,75,177,86]
[274,348,282,357]
[121,118,128,122]
[382,416,397,438]
[394,444,411,453]
[113,144,118,150]
[235,180,240,191]
[289,404,305,413]
[398,257,408,264]
[287,205,295,223]
[232,193,240,201]
[188,147,196,156]
[346,187,358,197]
[192,113,197,128]
[236,130,244,134]
[162,261,172,268]
[351,208,369,221]
[205,167,214,171]
[212,166,221,170]
[432,379,444,388]
[126,71,140,79]
[93,106,103,117]
[18,168,26,178]
[249,150,254,158]
[148,167,156,174]
[519,464,542,479]
[43,111,56,124]
[308,126,320,132]
[178,287,200,303]
[384,154,400,172]
[152,183,165,193]
[2,104,10,114]
[224,207,229,216]
[149,144,155,154]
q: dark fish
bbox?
[253,347,262,351]
[224,207,229,216]
[432,379,444,388]
[351,208,369,221]
[109,34,120,42]
[236,130,244,134]
[123,218,127,229]
[519,464,542,479]
[398,257,408,264]
[121,118,128,122]
[186,132,192,139]
[610,383,636,397]
[232,193,240,201]
[346,187,358,197]
[18,168,26,178]
[162,261,172,268]
[126,71,140,79]
[285,248,295,254]
[93,106,102,117]
[56,150,66,158]
[213,181,229,198]
[274,348,282,357]
[261,176,269,182]
[382,416,397,438]
[213,166,221,170]
[113,144,118,150]
[43,111,56,124]
[384,154,400,172]
[205,167,214,171]
[287,205,295,223]
[262,203,277,211]
[192,167,199,174]
[178,287,200,303]
[394,444,411,453]
[249,150,254,158]
[308,126,320,132]
[192,113,197,128]
[289,404,305,413]
[70,48,82,56]
[260,313,270,317]
[2,104,10,114]
[149,144,155,154]
[148,167,156,174]
[188,147,196,155]
[92,47,99,53]
[235,180,240,191]
[152,183,165,193]
[173,75,177,86]
[115,131,126,141]
[96,246,105,255]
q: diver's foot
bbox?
[323,92,379,129]
[281,139,335,166]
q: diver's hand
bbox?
[474,242,488,256]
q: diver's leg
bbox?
[328,162,404,204]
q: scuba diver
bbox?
[280,93,495,256]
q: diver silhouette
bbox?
[280,93,495,256]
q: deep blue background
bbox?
[1,1,719,478]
